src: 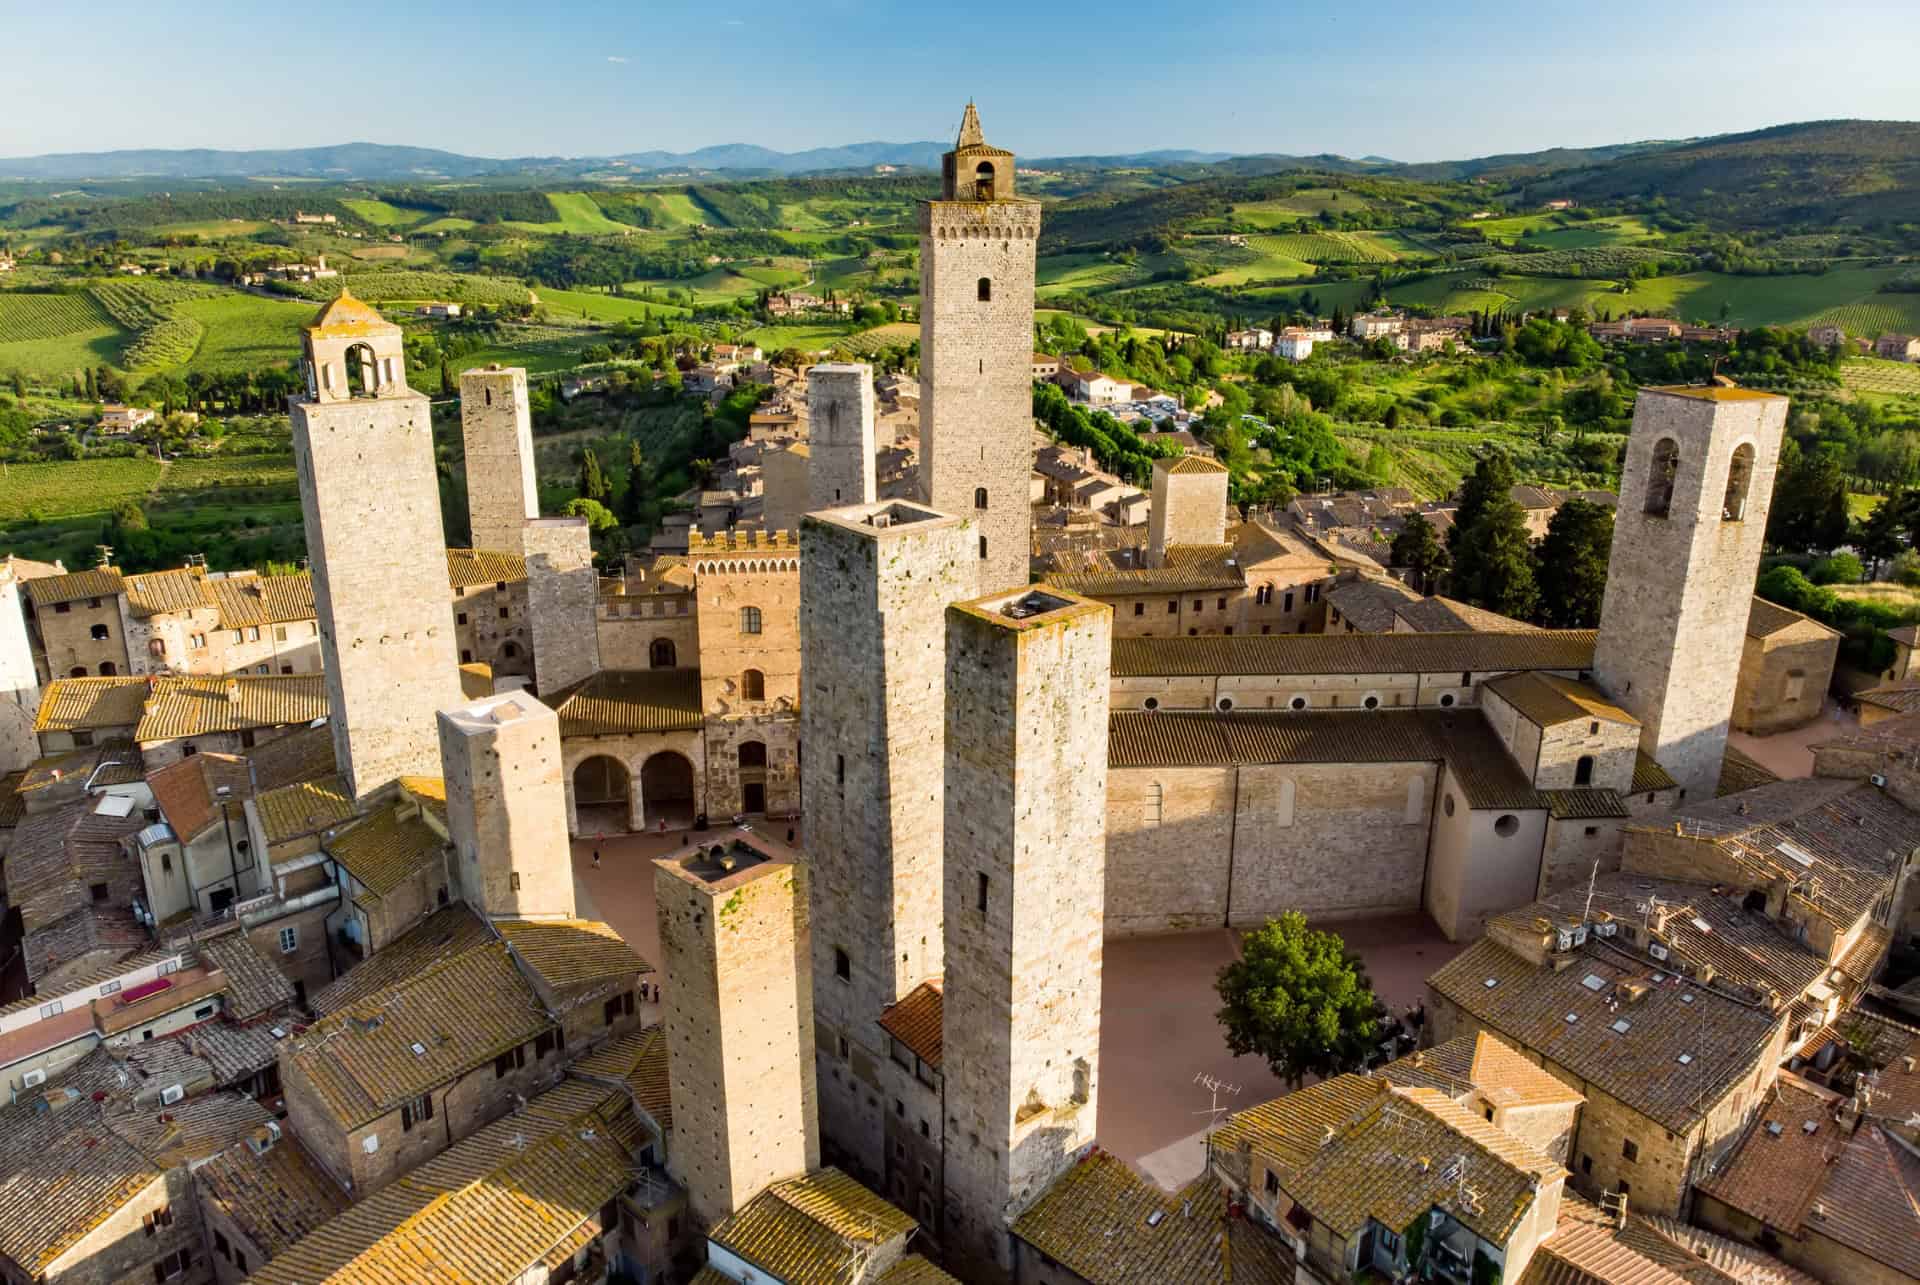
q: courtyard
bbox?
[568,825,1464,1190]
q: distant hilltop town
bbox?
[2,104,1920,1285]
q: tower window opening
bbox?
[1575,755,1595,786]
[979,536,988,561]
[742,669,765,701]
[977,872,990,913]
[1645,438,1679,516]
[1723,443,1755,522]
[974,162,995,200]
[484,388,492,407]
[977,277,992,302]
[975,487,988,510]
[739,606,762,635]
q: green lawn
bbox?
[153,218,272,239]
[339,198,421,227]
[0,457,163,522]
[504,192,632,235]
[740,323,854,351]
[536,287,688,323]
[175,294,315,373]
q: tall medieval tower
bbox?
[941,586,1110,1277]
[806,362,878,513]
[459,364,538,554]
[438,689,575,920]
[919,103,1039,597]
[799,499,976,1178]
[289,290,460,801]
[1594,386,1789,799]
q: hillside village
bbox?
[4,105,1920,1285]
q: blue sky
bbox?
[3,0,1917,161]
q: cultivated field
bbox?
[1248,231,1399,264]
[0,457,164,521]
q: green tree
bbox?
[1533,498,1613,628]
[622,440,659,528]
[1214,912,1380,1089]
[1390,511,1449,593]
[1448,450,1517,555]
[1766,440,1850,553]
[1451,496,1539,620]
[111,498,149,533]
[562,497,617,531]
[577,446,611,503]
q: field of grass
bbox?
[1849,492,1886,521]
[1196,243,1317,286]
[1248,231,1399,264]
[280,271,532,307]
[640,191,708,229]
[339,198,421,227]
[841,322,919,355]
[1036,254,1138,297]
[414,216,477,234]
[174,294,314,373]
[1833,582,1920,617]
[535,287,688,323]
[0,292,130,377]
[735,263,807,289]
[1231,189,1377,225]
[0,457,164,522]
[1378,266,1915,329]
[1463,214,1555,242]
[0,292,118,342]
[155,453,297,491]
[740,322,854,351]
[505,192,632,235]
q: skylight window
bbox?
[410,1041,427,1056]
[1611,1018,1631,1034]
[1681,993,1695,1004]
[1564,1012,1579,1023]
[1483,977,1499,989]
[1677,1053,1694,1065]
[1581,974,1607,992]
[1778,840,1816,868]
[1690,917,1712,934]
[1651,972,1666,984]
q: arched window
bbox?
[1256,584,1274,606]
[649,638,676,669]
[975,487,988,509]
[1644,438,1679,516]
[739,606,762,635]
[738,740,767,768]
[346,342,380,398]
[974,161,995,200]
[69,666,87,677]
[977,277,992,303]
[90,623,109,640]
[98,661,116,676]
[1723,443,1755,522]
[1575,755,1595,786]
[742,669,765,700]
[501,641,519,659]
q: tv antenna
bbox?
[1193,1071,1243,1129]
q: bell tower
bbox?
[289,289,461,801]
[1594,386,1789,800]
[919,103,1039,597]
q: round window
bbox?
[1494,813,1520,837]
[1443,794,1456,818]
[1143,697,1159,711]
[1363,695,1380,710]
[1439,693,1456,708]
[1290,696,1308,711]
[1218,697,1234,712]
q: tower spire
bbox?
[956,100,985,149]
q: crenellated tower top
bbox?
[942,101,1017,202]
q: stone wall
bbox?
[459,366,538,553]
[799,501,975,1181]
[806,364,878,513]
[1148,458,1228,561]
[559,727,706,835]
[292,386,462,801]
[691,546,801,818]
[440,690,575,921]
[919,198,1041,597]
[1593,390,1789,799]
[43,1167,206,1285]
[33,594,129,678]
[0,568,41,772]
[942,589,1109,1276]
[1734,627,1838,734]
[1425,767,1549,941]
[452,581,531,678]
[522,518,600,697]
[595,594,698,672]
[656,847,819,1230]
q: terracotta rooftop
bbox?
[23,565,124,609]
[195,1132,348,1259]
[253,1078,640,1285]
[542,668,705,736]
[197,932,296,1021]
[146,751,250,841]
[1484,671,1636,729]
[1853,681,1920,716]
[323,798,445,898]
[575,1024,672,1131]
[1632,751,1678,793]
[445,546,528,589]
[207,572,316,628]
[1011,1150,1295,1284]
[495,917,652,990]
[137,674,329,741]
[1326,576,1419,632]
[1157,453,1229,475]
[709,1168,918,1284]
[256,774,354,846]
[1718,745,1781,797]
[16,739,144,796]
[311,905,491,1015]
[33,677,149,732]
[284,939,551,1131]
[122,567,211,618]
[305,288,393,338]
[878,979,944,1070]
[1645,384,1785,403]
[1111,629,1596,677]
[243,721,337,791]
[1748,595,1837,640]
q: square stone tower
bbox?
[1147,453,1231,564]
[806,363,877,513]
[940,586,1110,1275]
[459,364,537,554]
[289,289,461,801]
[919,103,1040,598]
[655,832,819,1229]
[522,516,600,697]
[799,499,976,1177]
[438,688,575,920]
[1594,386,1789,799]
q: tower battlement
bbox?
[687,529,796,556]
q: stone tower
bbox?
[806,363,877,513]
[437,689,574,920]
[919,103,1040,597]
[459,364,537,554]
[522,516,600,696]
[941,586,1110,1276]
[289,290,460,801]
[1594,386,1789,799]
[655,832,819,1229]
[1148,454,1231,564]
[799,499,976,1178]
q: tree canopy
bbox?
[1215,912,1381,1088]
[1533,498,1614,628]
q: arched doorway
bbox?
[641,751,696,830]
[573,755,631,835]
[738,740,768,815]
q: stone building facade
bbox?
[941,587,1109,1277]
[655,833,819,1230]
[1593,387,1788,800]
[288,291,461,800]
[806,363,878,513]
[1147,454,1229,562]
[1733,597,1839,734]
[919,104,1039,597]
[439,689,575,921]
[799,500,976,1181]
[0,561,40,772]
[689,532,802,819]
[522,517,600,696]
[458,364,538,554]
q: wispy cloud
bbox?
[606,55,629,63]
